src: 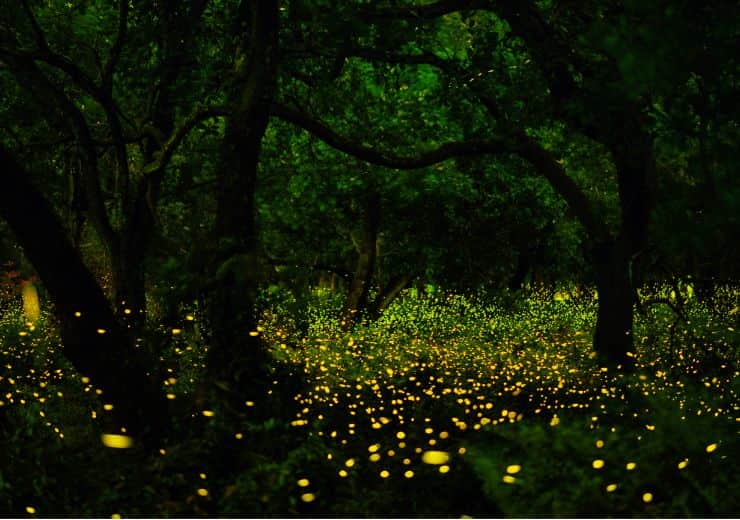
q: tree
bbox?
[0,143,166,443]
[265,0,737,366]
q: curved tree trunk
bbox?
[0,144,167,444]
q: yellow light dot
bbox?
[368,443,380,453]
[506,464,521,474]
[171,328,182,335]
[197,488,208,497]
[345,458,355,468]
[26,506,36,515]
[249,331,259,337]
[606,484,617,493]
[592,459,605,469]
[111,514,121,519]
[235,432,243,440]
[338,470,348,477]
[502,475,516,484]
[202,410,215,417]
[81,376,90,384]
[396,431,406,439]
[300,493,315,503]
[678,459,689,470]
[706,443,717,453]
[245,401,255,407]
[101,434,133,449]
[550,415,560,426]
[404,470,414,478]
[421,450,450,465]
[380,470,390,478]
[97,328,106,335]
[626,462,636,470]
[642,492,653,503]
[439,465,450,474]
[74,311,82,317]
[369,453,381,462]
[596,440,604,448]
[103,403,114,411]
[297,478,310,487]
[167,393,176,400]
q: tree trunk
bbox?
[508,252,531,291]
[341,192,380,329]
[0,144,167,443]
[368,274,411,320]
[206,0,278,409]
[594,110,653,368]
[593,240,635,369]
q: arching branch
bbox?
[271,103,511,169]
[271,102,605,240]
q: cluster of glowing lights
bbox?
[0,286,737,514]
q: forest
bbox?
[0,0,738,517]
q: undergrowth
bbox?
[0,284,738,517]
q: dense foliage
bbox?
[0,0,738,517]
[1,286,738,516]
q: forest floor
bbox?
[1,286,738,517]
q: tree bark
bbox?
[368,274,412,320]
[0,144,167,443]
[592,239,635,369]
[206,0,278,408]
[341,192,380,329]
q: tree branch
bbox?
[18,1,100,96]
[271,103,511,169]
[272,102,605,240]
[102,0,129,92]
[143,104,228,177]
[0,51,119,251]
[303,38,606,240]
